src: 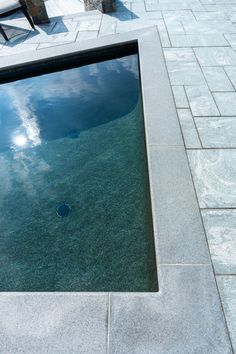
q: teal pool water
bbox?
[0,55,158,291]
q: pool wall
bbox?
[0,27,232,353]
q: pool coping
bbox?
[0,28,233,353]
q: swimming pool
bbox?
[0,53,158,292]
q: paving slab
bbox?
[167,63,206,85]
[170,34,229,47]
[182,20,236,34]
[163,9,195,20]
[194,47,236,66]
[148,146,210,264]
[202,210,236,274]
[202,66,234,91]
[225,34,236,49]
[217,276,236,352]
[185,85,220,116]
[164,47,196,62]
[213,92,236,115]
[195,116,236,147]
[0,293,108,354]
[188,149,236,208]
[193,10,228,20]
[110,265,232,354]
[172,85,189,108]
[178,108,202,148]
[224,66,236,88]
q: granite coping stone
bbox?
[110,265,233,354]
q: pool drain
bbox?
[57,203,71,217]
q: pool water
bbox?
[0,54,158,291]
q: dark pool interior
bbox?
[0,54,158,291]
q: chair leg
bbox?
[0,24,8,41]
[21,5,35,29]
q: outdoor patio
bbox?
[0,0,236,352]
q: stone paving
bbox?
[1,0,236,351]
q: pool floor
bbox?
[0,55,157,292]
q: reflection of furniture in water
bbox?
[0,0,35,41]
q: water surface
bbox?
[0,55,157,291]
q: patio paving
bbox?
[1,0,236,352]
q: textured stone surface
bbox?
[178,109,201,148]
[213,92,236,116]
[195,116,236,148]
[202,67,234,92]
[172,86,189,108]
[202,210,236,274]
[194,47,236,66]
[224,66,236,89]
[185,86,220,116]
[110,266,232,354]
[0,293,108,354]
[148,146,210,264]
[188,149,236,208]
[170,34,228,47]
[217,276,236,352]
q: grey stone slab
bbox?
[170,34,229,47]
[77,30,98,41]
[167,62,206,85]
[162,9,195,21]
[164,47,196,62]
[0,43,39,56]
[172,85,189,108]
[182,20,236,34]
[134,11,162,20]
[38,41,75,49]
[116,19,157,33]
[24,30,78,46]
[195,116,236,147]
[164,48,205,85]
[146,1,191,11]
[110,265,232,354]
[178,109,202,148]
[213,92,236,115]
[78,17,102,31]
[202,210,236,274]
[202,67,234,92]
[99,16,117,36]
[131,0,146,12]
[224,66,236,89]
[225,34,236,49]
[148,146,210,264]
[228,12,236,22]
[156,20,171,47]
[0,293,108,354]
[205,4,236,12]
[194,47,236,66]
[164,18,185,34]
[139,38,183,146]
[217,276,236,352]
[193,11,228,20]
[50,19,78,34]
[187,149,236,208]
[185,85,220,116]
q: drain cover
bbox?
[57,203,71,217]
